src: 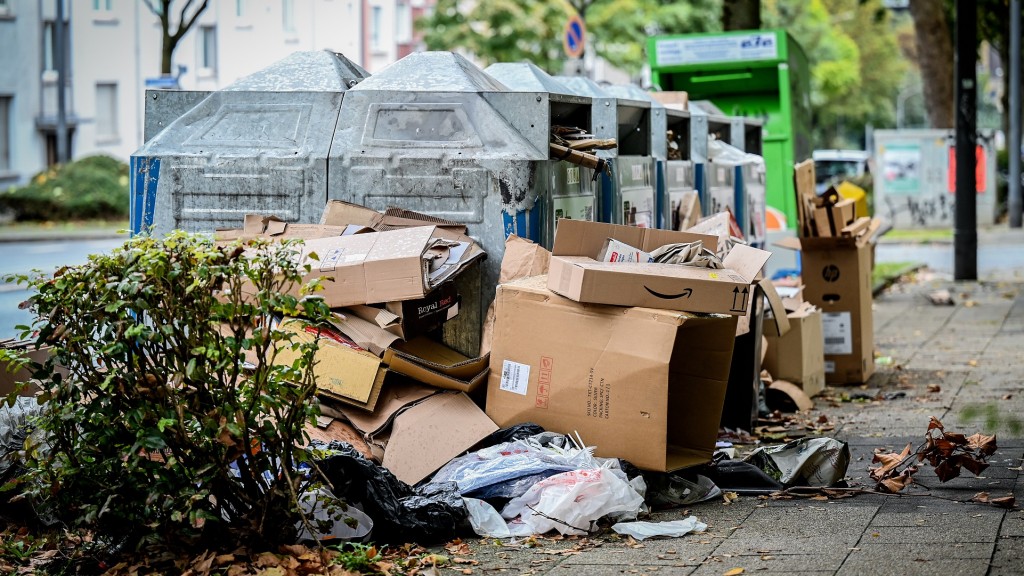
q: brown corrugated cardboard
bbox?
[320,200,468,234]
[486,275,739,472]
[547,220,771,315]
[675,191,701,231]
[650,91,689,110]
[382,392,498,485]
[330,312,401,357]
[383,337,490,394]
[273,318,387,411]
[0,342,48,397]
[290,226,479,307]
[347,284,460,342]
[341,379,437,438]
[776,236,874,385]
[216,214,348,244]
[763,303,826,397]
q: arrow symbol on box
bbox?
[730,286,750,313]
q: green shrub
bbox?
[0,154,129,221]
[3,232,337,551]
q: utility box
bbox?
[130,51,369,235]
[872,129,997,228]
[483,62,600,246]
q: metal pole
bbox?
[55,0,68,164]
[954,0,977,279]
[1009,0,1022,228]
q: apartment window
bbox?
[395,2,411,44]
[199,25,217,75]
[282,0,295,32]
[43,22,56,72]
[95,83,118,140]
[0,96,10,172]
[371,6,382,50]
[92,0,112,10]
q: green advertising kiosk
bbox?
[648,29,810,230]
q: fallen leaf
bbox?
[991,496,1016,509]
[966,433,998,456]
[723,492,739,504]
[453,557,479,565]
[927,384,942,393]
[723,568,745,576]
[968,359,979,367]
[972,492,990,503]
[870,443,913,480]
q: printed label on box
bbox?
[500,360,530,396]
[822,312,853,355]
[824,360,835,374]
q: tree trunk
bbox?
[722,0,761,31]
[909,0,955,128]
[161,36,174,75]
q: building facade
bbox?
[0,0,429,188]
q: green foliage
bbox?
[584,0,720,74]
[417,0,572,73]
[417,0,719,75]
[960,403,1024,436]
[765,0,905,147]
[0,154,130,222]
[5,232,336,551]
[330,543,384,573]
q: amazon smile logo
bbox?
[644,287,693,299]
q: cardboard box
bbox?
[650,91,689,111]
[485,275,739,472]
[763,303,826,397]
[347,282,460,341]
[383,337,490,394]
[812,199,856,237]
[547,219,771,316]
[320,200,469,235]
[290,226,481,307]
[0,341,48,397]
[777,236,874,384]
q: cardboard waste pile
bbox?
[216,201,496,487]
[772,159,883,385]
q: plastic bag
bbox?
[612,517,707,540]
[311,440,467,543]
[501,465,645,536]
[744,437,851,487]
[428,432,600,498]
[0,397,44,480]
[296,487,373,543]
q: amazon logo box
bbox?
[546,219,771,316]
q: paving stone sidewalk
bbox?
[442,272,1024,576]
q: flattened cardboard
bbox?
[763,304,826,397]
[341,378,438,437]
[383,392,498,485]
[384,337,490,394]
[675,191,701,231]
[331,312,401,357]
[651,90,688,110]
[0,343,49,397]
[216,214,347,244]
[304,419,375,459]
[274,319,387,411]
[486,275,739,472]
[547,241,771,316]
[498,235,551,283]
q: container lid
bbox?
[484,62,572,95]
[224,50,368,92]
[353,51,509,93]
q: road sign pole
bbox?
[954,0,977,280]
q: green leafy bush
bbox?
[0,154,129,221]
[4,232,337,551]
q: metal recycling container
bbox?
[601,84,666,229]
[691,101,735,220]
[483,62,600,247]
[327,51,551,307]
[731,116,767,247]
[663,106,696,231]
[554,75,618,224]
[130,51,369,234]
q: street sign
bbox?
[563,14,585,59]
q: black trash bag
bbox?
[310,440,467,543]
[475,423,545,449]
[696,457,784,494]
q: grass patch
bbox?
[879,228,953,242]
[0,219,128,234]
[872,261,918,288]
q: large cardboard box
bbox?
[763,304,826,397]
[779,236,874,384]
[547,220,771,316]
[485,275,739,472]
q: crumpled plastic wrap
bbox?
[612,517,708,540]
[648,240,724,268]
[0,397,44,481]
[744,437,851,487]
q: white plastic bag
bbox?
[501,465,645,536]
[611,517,707,540]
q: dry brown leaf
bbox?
[927,384,942,393]
[255,553,280,569]
[928,417,944,432]
[991,496,1016,509]
[966,433,998,456]
[968,359,979,367]
[972,491,990,503]
[870,443,912,479]
[723,568,745,576]
[452,558,479,565]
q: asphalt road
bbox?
[0,238,125,340]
